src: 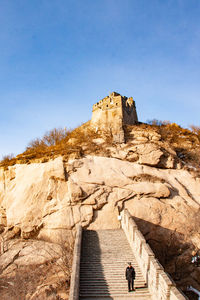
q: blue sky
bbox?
[1,0,200,158]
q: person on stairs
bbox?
[125,262,136,292]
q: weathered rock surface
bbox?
[136,143,164,166]
[0,237,71,299]
[0,156,199,244]
[0,239,61,270]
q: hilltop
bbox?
[0,93,200,299]
[1,92,200,172]
[1,121,200,174]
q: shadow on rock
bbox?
[133,217,200,300]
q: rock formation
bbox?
[1,154,199,241]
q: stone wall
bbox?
[121,209,188,300]
[91,93,123,131]
[92,92,122,113]
[122,96,138,125]
[91,92,138,143]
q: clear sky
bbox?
[1,0,200,158]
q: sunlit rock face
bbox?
[0,155,199,247]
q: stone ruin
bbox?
[91,92,138,143]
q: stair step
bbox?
[80,291,150,294]
[80,290,145,292]
[80,282,144,285]
[80,297,151,300]
[80,293,150,295]
[80,229,152,299]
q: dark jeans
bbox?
[128,279,134,291]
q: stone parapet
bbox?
[121,209,188,300]
[170,286,188,300]
[69,225,82,300]
[91,92,138,143]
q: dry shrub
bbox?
[0,263,69,300]
[43,128,69,146]
[27,128,69,150]
[146,119,171,126]
[130,174,165,183]
[190,125,200,142]
[1,154,14,161]
[158,123,197,144]
[23,124,102,160]
[0,154,16,170]
[0,234,74,300]
[145,121,200,169]
[14,123,111,165]
[64,125,112,155]
[1,120,199,169]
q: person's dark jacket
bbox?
[125,266,135,280]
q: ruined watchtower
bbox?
[91,92,138,142]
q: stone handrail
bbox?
[121,209,188,300]
[69,225,82,300]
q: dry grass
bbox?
[146,120,200,145]
[1,120,200,170]
[0,122,113,169]
[0,154,16,170]
[158,123,200,169]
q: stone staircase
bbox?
[79,229,152,299]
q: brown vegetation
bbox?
[1,120,200,171]
[0,233,74,300]
[125,120,200,170]
[0,122,113,169]
[157,122,200,169]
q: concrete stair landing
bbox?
[79,229,152,299]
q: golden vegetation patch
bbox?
[0,122,113,169]
[1,120,200,171]
[157,122,200,169]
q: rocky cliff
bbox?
[0,124,200,299]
